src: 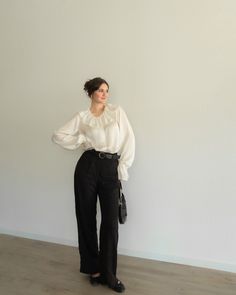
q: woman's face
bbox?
[91,83,109,104]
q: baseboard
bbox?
[1,227,235,274]
[118,247,236,274]
[0,227,77,247]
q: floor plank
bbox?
[0,234,235,295]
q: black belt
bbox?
[86,149,120,160]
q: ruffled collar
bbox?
[80,103,117,128]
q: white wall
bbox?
[1,0,236,273]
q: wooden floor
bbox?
[0,234,236,295]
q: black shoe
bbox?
[108,279,125,293]
[89,274,101,286]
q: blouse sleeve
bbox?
[117,106,135,181]
[51,112,86,150]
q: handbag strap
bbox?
[119,181,123,201]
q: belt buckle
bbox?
[98,152,106,159]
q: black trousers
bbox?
[74,149,120,286]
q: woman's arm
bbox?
[117,106,135,181]
[51,112,85,150]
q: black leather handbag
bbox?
[118,182,127,224]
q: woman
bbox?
[51,77,135,293]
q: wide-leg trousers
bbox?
[74,149,120,286]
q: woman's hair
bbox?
[83,77,109,97]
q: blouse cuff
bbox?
[118,162,129,181]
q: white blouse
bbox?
[51,103,135,181]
